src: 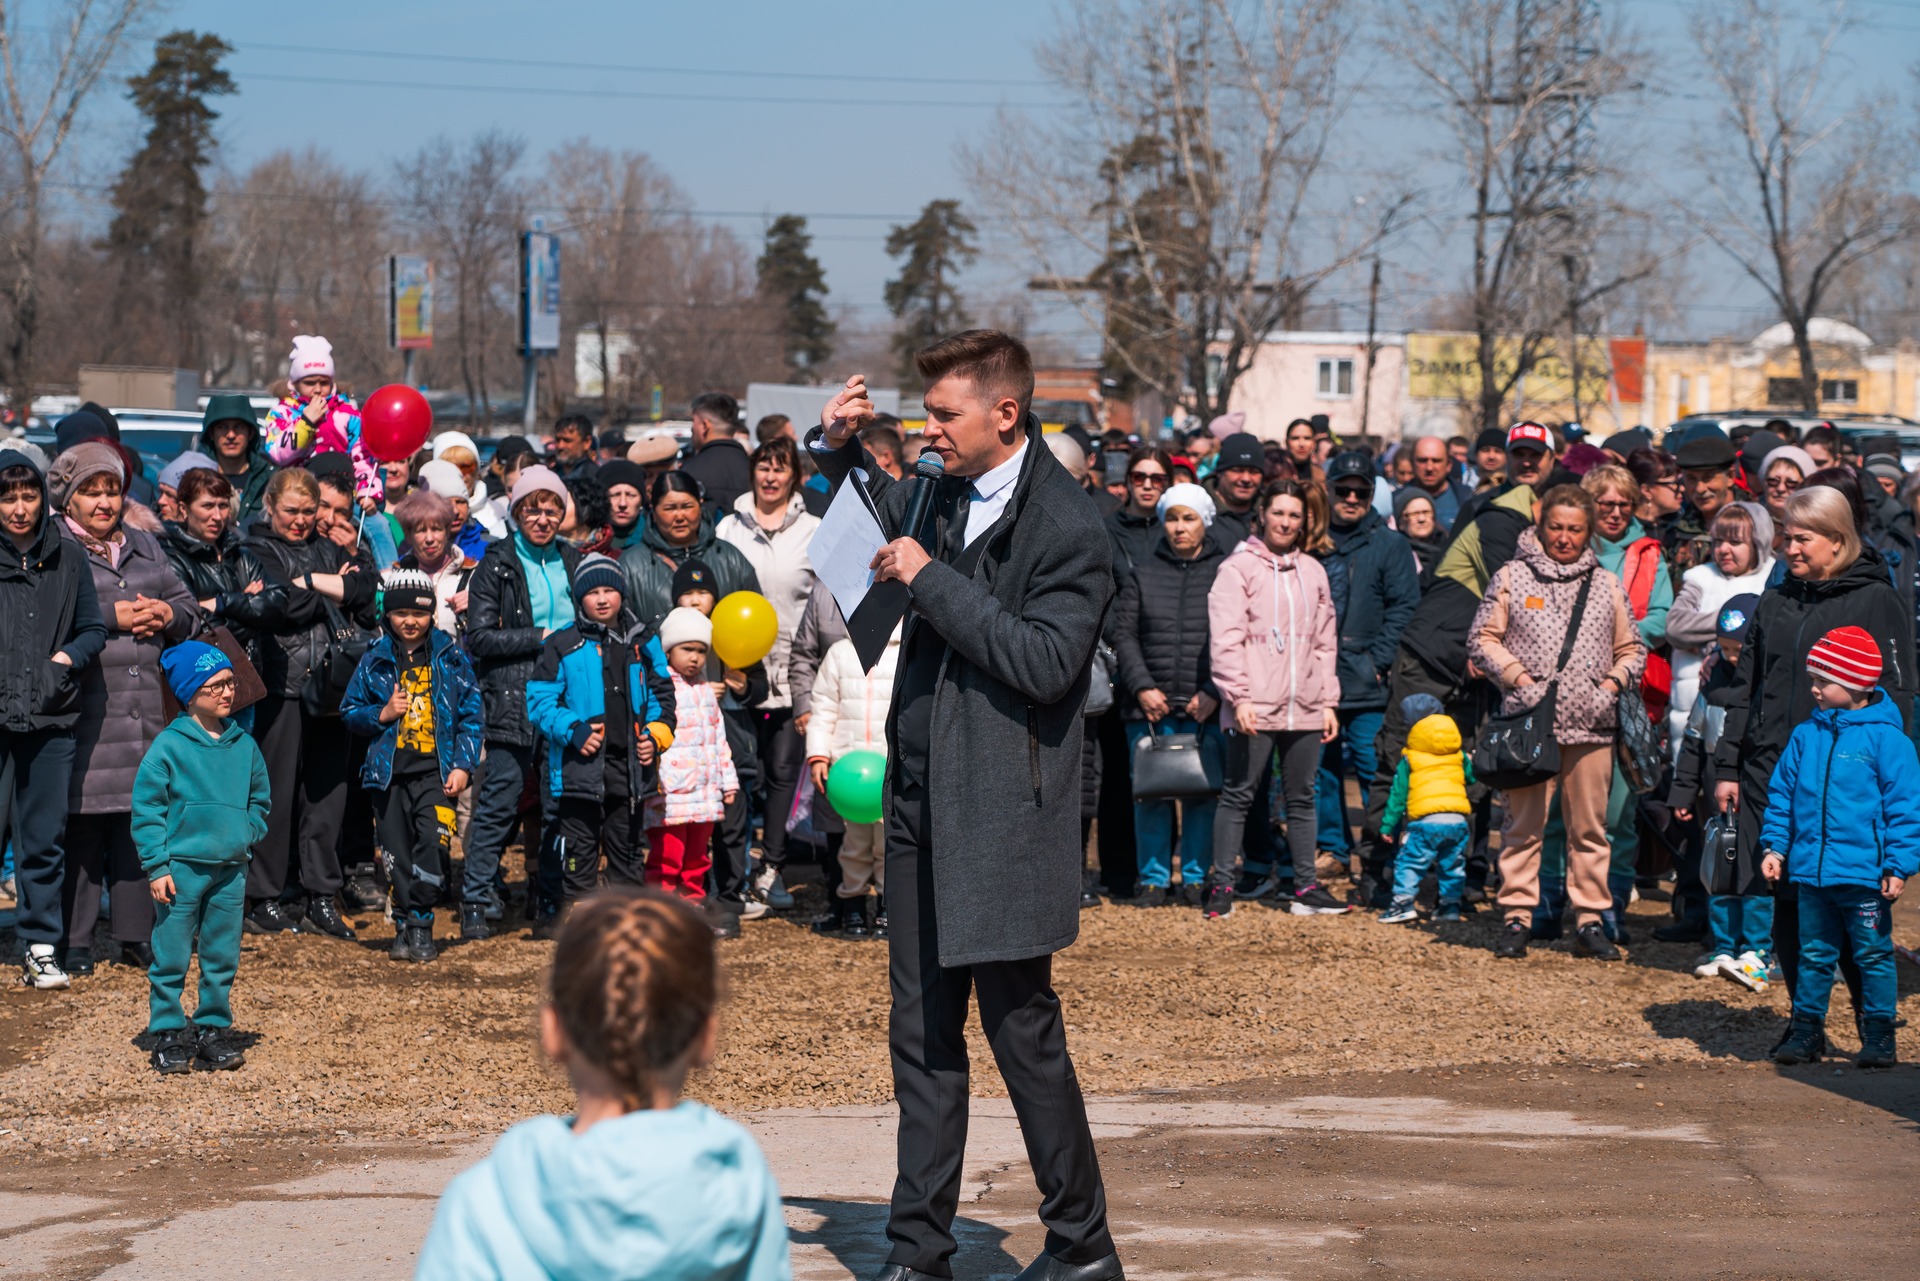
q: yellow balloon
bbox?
[711,591,778,668]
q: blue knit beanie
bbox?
[161,641,232,705]
[1400,693,1445,724]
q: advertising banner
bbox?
[519,232,561,354]
[387,255,432,351]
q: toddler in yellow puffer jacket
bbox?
[1378,693,1475,925]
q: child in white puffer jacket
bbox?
[804,624,900,936]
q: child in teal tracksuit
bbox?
[132,641,271,1075]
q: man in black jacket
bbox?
[810,330,1121,1281]
[1318,452,1419,872]
[679,391,754,513]
[0,448,107,988]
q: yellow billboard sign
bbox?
[1408,333,1611,407]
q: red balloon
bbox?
[359,384,433,462]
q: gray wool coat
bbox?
[66,520,200,813]
[809,420,1114,967]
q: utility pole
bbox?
[1359,254,1381,441]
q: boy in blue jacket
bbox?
[342,569,483,963]
[133,641,271,1074]
[526,555,676,923]
[1760,626,1920,1069]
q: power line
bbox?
[237,72,1056,111]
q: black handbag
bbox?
[1615,684,1665,794]
[1471,569,1594,791]
[1130,724,1223,800]
[1702,808,1739,896]
[301,597,373,718]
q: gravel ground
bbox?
[2,864,1914,1157]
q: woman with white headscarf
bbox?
[1109,481,1227,908]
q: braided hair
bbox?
[549,888,717,1110]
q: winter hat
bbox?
[658,605,712,652]
[161,640,232,706]
[1560,442,1610,477]
[1864,454,1905,486]
[671,558,715,602]
[1602,428,1652,457]
[1400,693,1444,724]
[1207,411,1247,439]
[0,439,48,474]
[53,407,113,456]
[430,431,478,462]
[418,459,468,501]
[572,552,625,605]
[1807,625,1882,692]
[1391,485,1435,525]
[377,568,436,618]
[597,459,647,494]
[1473,428,1507,453]
[288,335,335,382]
[157,451,218,494]
[1761,444,1816,481]
[1715,593,1760,643]
[1156,481,1216,528]
[1215,432,1265,473]
[46,440,126,509]
[508,463,567,511]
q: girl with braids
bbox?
[416,888,789,1280]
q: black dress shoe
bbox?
[1014,1252,1125,1281]
[60,948,95,977]
[117,941,154,968]
[868,1267,946,1281]
[300,896,358,940]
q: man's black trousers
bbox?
[883,779,1113,1276]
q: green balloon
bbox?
[826,749,888,824]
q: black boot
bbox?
[405,915,438,963]
[460,903,491,941]
[340,875,385,914]
[810,896,849,938]
[1772,1013,1826,1065]
[389,923,411,961]
[299,896,357,940]
[1493,920,1529,959]
[116,941,154,969]
[1857,1016,1898,1069]
[871,892,888,939]
[841,896,872,940]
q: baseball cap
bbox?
[1506,422,1551,452]
[1326,451,1374,487]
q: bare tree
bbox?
[1686,0,1920,412]
[1380,0,1654,432]
[0,0,155,413]
[396,131,525,426]
[965,0,1405,424]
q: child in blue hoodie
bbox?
[341,569,483,964]
[1760,626,1920,1069]
[416,887,790,1281]
[132,641,271,1074]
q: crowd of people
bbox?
[0,332,1912,1075]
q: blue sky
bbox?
[62,0,1920,349]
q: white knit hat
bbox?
[431,431,478,461]
[658,606,713,652]
[1157,481,1217,528]
[288,335,335,382]
[417,458,468,501]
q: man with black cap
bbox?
[1470,428,1507,493]
[1666,430,1739,575]
[1601,428,1652,462]
[1207,431,1266,547]
[1320,452,1420,873]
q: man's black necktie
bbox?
[938,476,972,564]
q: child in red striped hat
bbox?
[1759,625,1920,1069]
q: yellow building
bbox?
[1645,319,1920,430]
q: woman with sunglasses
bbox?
[1759,445,1816,535]
[1106,446,1173,586]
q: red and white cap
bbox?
[288,334,335,382]
[1506,421,1551,451]
[1807,625,1882,692]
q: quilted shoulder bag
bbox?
[1471,568,1594,791]
[1615,683,1666,795]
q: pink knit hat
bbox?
[288,335,335,382]
[1807,625,1882,692]
[508,463,568,511]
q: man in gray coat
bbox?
[810,331,1121,1281]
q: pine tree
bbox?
[756,214,836,383]
[883,199,977,381]
[102,30,235,369]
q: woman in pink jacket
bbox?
[1206,478,1349,916]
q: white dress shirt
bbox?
[960,440,1028,548]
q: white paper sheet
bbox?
[812,469,888,622]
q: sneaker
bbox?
[1378,901,1420,925]
[1234,871,1280,901]
[244,900,297,934]
[21,944,69,990]
[735,897,770,922]
[298,896,357,940]
[1772,1014,1826,1065]
[751,863,794,910]
[709,905,741,939]
[1573,922,1622,961]
[340,876,386,914]
[460,904,491,940]
[59,947,95,977]
[1131,885,1168,908]
[1434,904,1467,923]
[194,1025,245,1071]
[1177,883,1203,908]
[1493,920,1529,959]
[150,1028,194,1074]
[1857,1017,1898,1069]
[1694,953,1734,979]
[405,918,438,963]
[1722,952,1770,992]
[1202,883,1235,919]
[1289,884,1354,916]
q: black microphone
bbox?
[899,452,947,554]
